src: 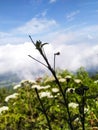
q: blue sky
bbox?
[0,0,98,79]
[0,0,98,39]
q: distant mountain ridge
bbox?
[0,68,98,88]
[0,72,21,87]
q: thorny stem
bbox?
[29,36,74,130]
[35,88,52,130]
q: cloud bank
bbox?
[0,40,98,80]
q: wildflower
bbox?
[66,88,75,93]
[59,78,66,82]
[94,80,98,84]
[84,107,89,113]
[68,102,78,108]
[74,79,82,84]
[21,79,35,84]
[13,84,21,90]
[40,92,53,98]
[32,85,50,90]
[74,117,79,122]
[65,75,72,83]
[65,75,72,79]
[32,84,41,89]
[52,88,59,93]
[28,80,36,84]
[5,93,19,102]
[0,106,9,114]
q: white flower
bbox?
[74,117,79,122]
[52,88,59,93]
[0,106,9,114]
[66,88,75,93]
[94,80,98,84]
[68,102,78,108]
[32,85,50,90]
[32,84,41,89]
[74,79,82,84]
[40,92,53,98]
[5,93,19,102]
[59,78,66,82]
[21,79,35,84]
[28,80,36,84]
[13,84,21,90]
[84,107,89,113]
[65,75,72,79]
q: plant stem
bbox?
[29,37,74,130]
[81,95,85,130]
[35,88,52,130]
[40,50,74,130]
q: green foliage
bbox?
[0,70,98,129]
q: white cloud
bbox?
[0,32,11,38]
[96,10,98,12]
[49,0,57,3]
[0,37,98,80]
[0,17,57,45]
[41,10,48,17]
[14,18,57,35]
[66,10,80,21]
[0,42,54,79]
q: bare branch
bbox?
[29,35,35,46]
[28,55,48,68]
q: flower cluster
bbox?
[0,106,9,114]
[59,78,66,82]
[66,88,75,93]
[5,93,19,102]
[52,88,59,93]
[13,84,21,90]
[68,102,79,108]
[32,85,51,90]
[39,92,53,98]
[74,79,82,84]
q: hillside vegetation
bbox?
[0,69,98,130]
